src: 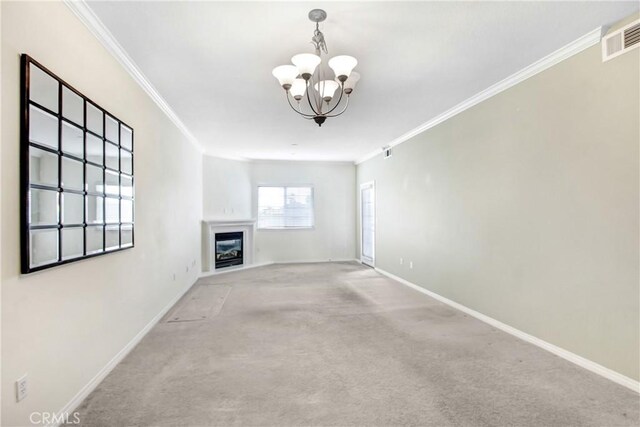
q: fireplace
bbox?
[203,220,255,273]
[215,232,243,269]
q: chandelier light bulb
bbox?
[291,53,321,80]
[289,79,307,101]
[272,65,299,90]
[314,80,340,102]
[328,55,358,82]
[342,71,360,95]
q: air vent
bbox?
[602,19,640,62]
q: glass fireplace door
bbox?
[215,232,244,269]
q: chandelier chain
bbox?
[311,22,328,56]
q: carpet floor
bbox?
[72,262,639,426]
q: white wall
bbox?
[202,155,252,220]
[252,161,356,263]
[1,2,203,425]
[202,156,357,264]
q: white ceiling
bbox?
[87,1,638,162]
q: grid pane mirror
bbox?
[21,55,135,273]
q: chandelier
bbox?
[272,9,360,127]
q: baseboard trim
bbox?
[50,279,198,427]
[199,259,359,278]
[199,262,274,278]
[375,267,640,394]
[275,258,359,264]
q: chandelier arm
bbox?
[308,78,318,113]
[286,92,316,117]
[325,96,350,118]
[323,83,345,115]
[308,77,319,114]
[305,80,321,116]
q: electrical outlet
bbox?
[409,261,413,269]
[400,258,403,265]
[186,265,189,273]
[16,374,28,402]
[172,273,176,281]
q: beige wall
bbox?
[357,41,639,380]
[1,2,202,425]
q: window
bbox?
[258,186,314,229]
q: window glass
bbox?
[257,186,314,229]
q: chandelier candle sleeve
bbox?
[272,9,360,127]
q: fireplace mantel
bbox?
[203,219,256,273]
[204,219,257,226]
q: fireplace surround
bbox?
[203,219,255,273]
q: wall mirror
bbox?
[21,55,135,273]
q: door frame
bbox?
[360,181,375,267]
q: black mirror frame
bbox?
[21,54,135,274]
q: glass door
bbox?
[360,182,375,267]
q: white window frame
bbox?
[257,185,315,230]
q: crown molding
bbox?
[248,158,355,166]
[63,0,204,154]
[203,151,252,162]
[355,26,604,165]
[202,152,356,165]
